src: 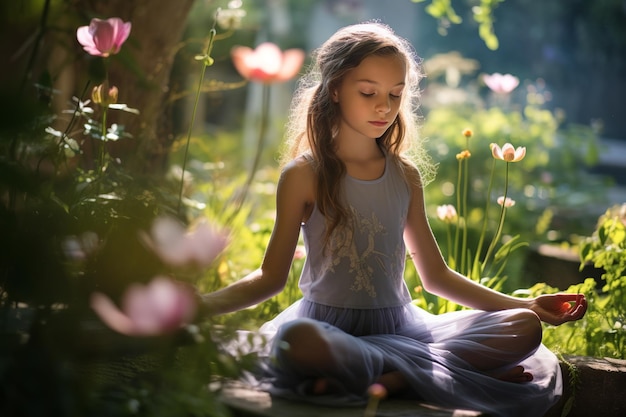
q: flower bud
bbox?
[92,81,119,106]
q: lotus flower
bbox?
[491,143,526,162]
[77,17,132,57]
[483,73,519,94]
[144,216,228,268]
[90,277,197,336]
[437,204,458,223]
[231,42,305,84]
[497,196,516,207]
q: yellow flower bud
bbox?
[456,150,471,160]
[91,81,119,106]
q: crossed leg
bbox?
[273,309,543,396]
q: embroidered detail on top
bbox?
[323,205,389,298]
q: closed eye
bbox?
[360,92,375,97]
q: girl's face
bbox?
[333,53,406,141]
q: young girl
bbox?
[200,22,587,416]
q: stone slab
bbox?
[545,355,626,417]
[219,382,487,417]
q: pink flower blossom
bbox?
[144,217,229,268]
[90,277,197,336]
[483,73,519,94]
[436,204,458,223]
[367,383,388,400]
[77,17,132,57]
[497,196,516,207]
[491,143,526,162]
[231,42,305,84]
[293,245,307,260]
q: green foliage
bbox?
[413,0,505,50]
[528,205,626,359]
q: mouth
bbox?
[369,121,388,127]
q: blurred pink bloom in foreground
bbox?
[145,216,229,268]
[91,277,197,336]
[77,17,132,57]
[293,245,307,260]
[483,73,519,94]
[491,142,526,162]
[231,42,305,84]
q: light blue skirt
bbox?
[245,298,562,417]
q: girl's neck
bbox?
[334,135,386,180]
[335,134,384,163]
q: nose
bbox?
[375,96,391,114]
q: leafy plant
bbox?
[527,204,626,359]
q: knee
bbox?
[508,309,543,351]
[276,318,334,370]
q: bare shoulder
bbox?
[397,159,424,191]
[278,155,316,202]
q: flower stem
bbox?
[474,158,496,275]
[461,151,469,275]
[453,158,462,269]
[482,162,510,270]
[232,83,271,216]
[177,26,217,216]
[99,106,107,174]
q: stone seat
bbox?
[220,356,626,417]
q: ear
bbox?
[331,89,339,103]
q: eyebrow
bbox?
[356,79,405,87]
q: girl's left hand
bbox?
[530,293,588,326]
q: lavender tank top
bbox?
[299,157,412,309]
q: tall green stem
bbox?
[473,158,497,273]
[482,161,510,270]
[232,83,271,215]
[460,153,469,275]
[177,27,217,216]
[453,158,462,268]
[99,107,107,173]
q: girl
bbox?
[200,22,587,416]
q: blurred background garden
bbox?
[1,0,625,416]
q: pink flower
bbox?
[483,73,519,94]
[77,17,132,57]
[144,217,229,268]
[491,142,526,162]
[497,196,516,207]
[293,245,307,260]
[367,383,388,400]
[231,42,305,84]
[436,204,458,223]
[90,277,197,336]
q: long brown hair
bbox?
[280,22,433,247]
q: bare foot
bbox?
[376,371,408,395]
[491,365,533,383]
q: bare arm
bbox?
[199,158,315,316]
[402,167,587,323]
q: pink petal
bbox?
[275,48,305,82]
[77,25,103,56]
[108,18,132,53]
[253,43,282,78]
[491,144,503,160]
[188,223,228,267]
[231,46,254,79]
[90,292,136,334]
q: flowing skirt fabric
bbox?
[245,299,561,417]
